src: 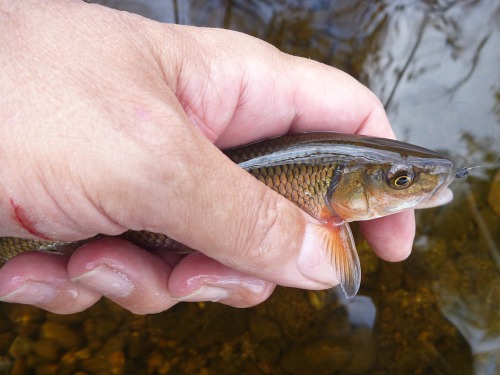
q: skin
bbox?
[0,0,414,314]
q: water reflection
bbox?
[2,0,499,374]
[365,0,500,152]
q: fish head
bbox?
[327,140,457,221]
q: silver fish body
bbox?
[0,132,461,298]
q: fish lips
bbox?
[414,187,454,209]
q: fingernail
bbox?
[176,285,230,302]
[297,223,339,286]
[0,280,58,304]
[72,264,133,298]
[174,278,266,303]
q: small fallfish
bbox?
[0,132,461,298]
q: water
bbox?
[1,1,499,374]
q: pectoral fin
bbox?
[315,222,361,298]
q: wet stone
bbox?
[0,332,15,353]
[282,340,350,375]
[4,305,44,338]
[194,306,248,348]
[8,337,34,359]
[58,349,82,375]
[321,309,353,339]
[7,356,28,375]
[255,339,283,363]
[0,314,12,334]
[127,331,152,360]
[345,328,376,374]
[146,350,177,375]
[307,290,328,310]
[41,321,84,350]
[249,315,281,340]
[80,350,125,375]
[33,338,61,362]
[147,304,201,341]
[83,316,119,341]
[0,355,14,375]
[35,362,59,375]
[180,353,209,375]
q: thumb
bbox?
[109,124,340,290]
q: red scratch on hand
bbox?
[10,198,48,239]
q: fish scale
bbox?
[251,163,336,218]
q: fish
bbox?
[0,132,461,298]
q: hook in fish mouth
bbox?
[455,167,469,179]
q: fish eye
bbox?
[387,168,414,189]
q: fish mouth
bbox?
[414,187,454,209]
[414,160,458,210]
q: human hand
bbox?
[0,0,414,314]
